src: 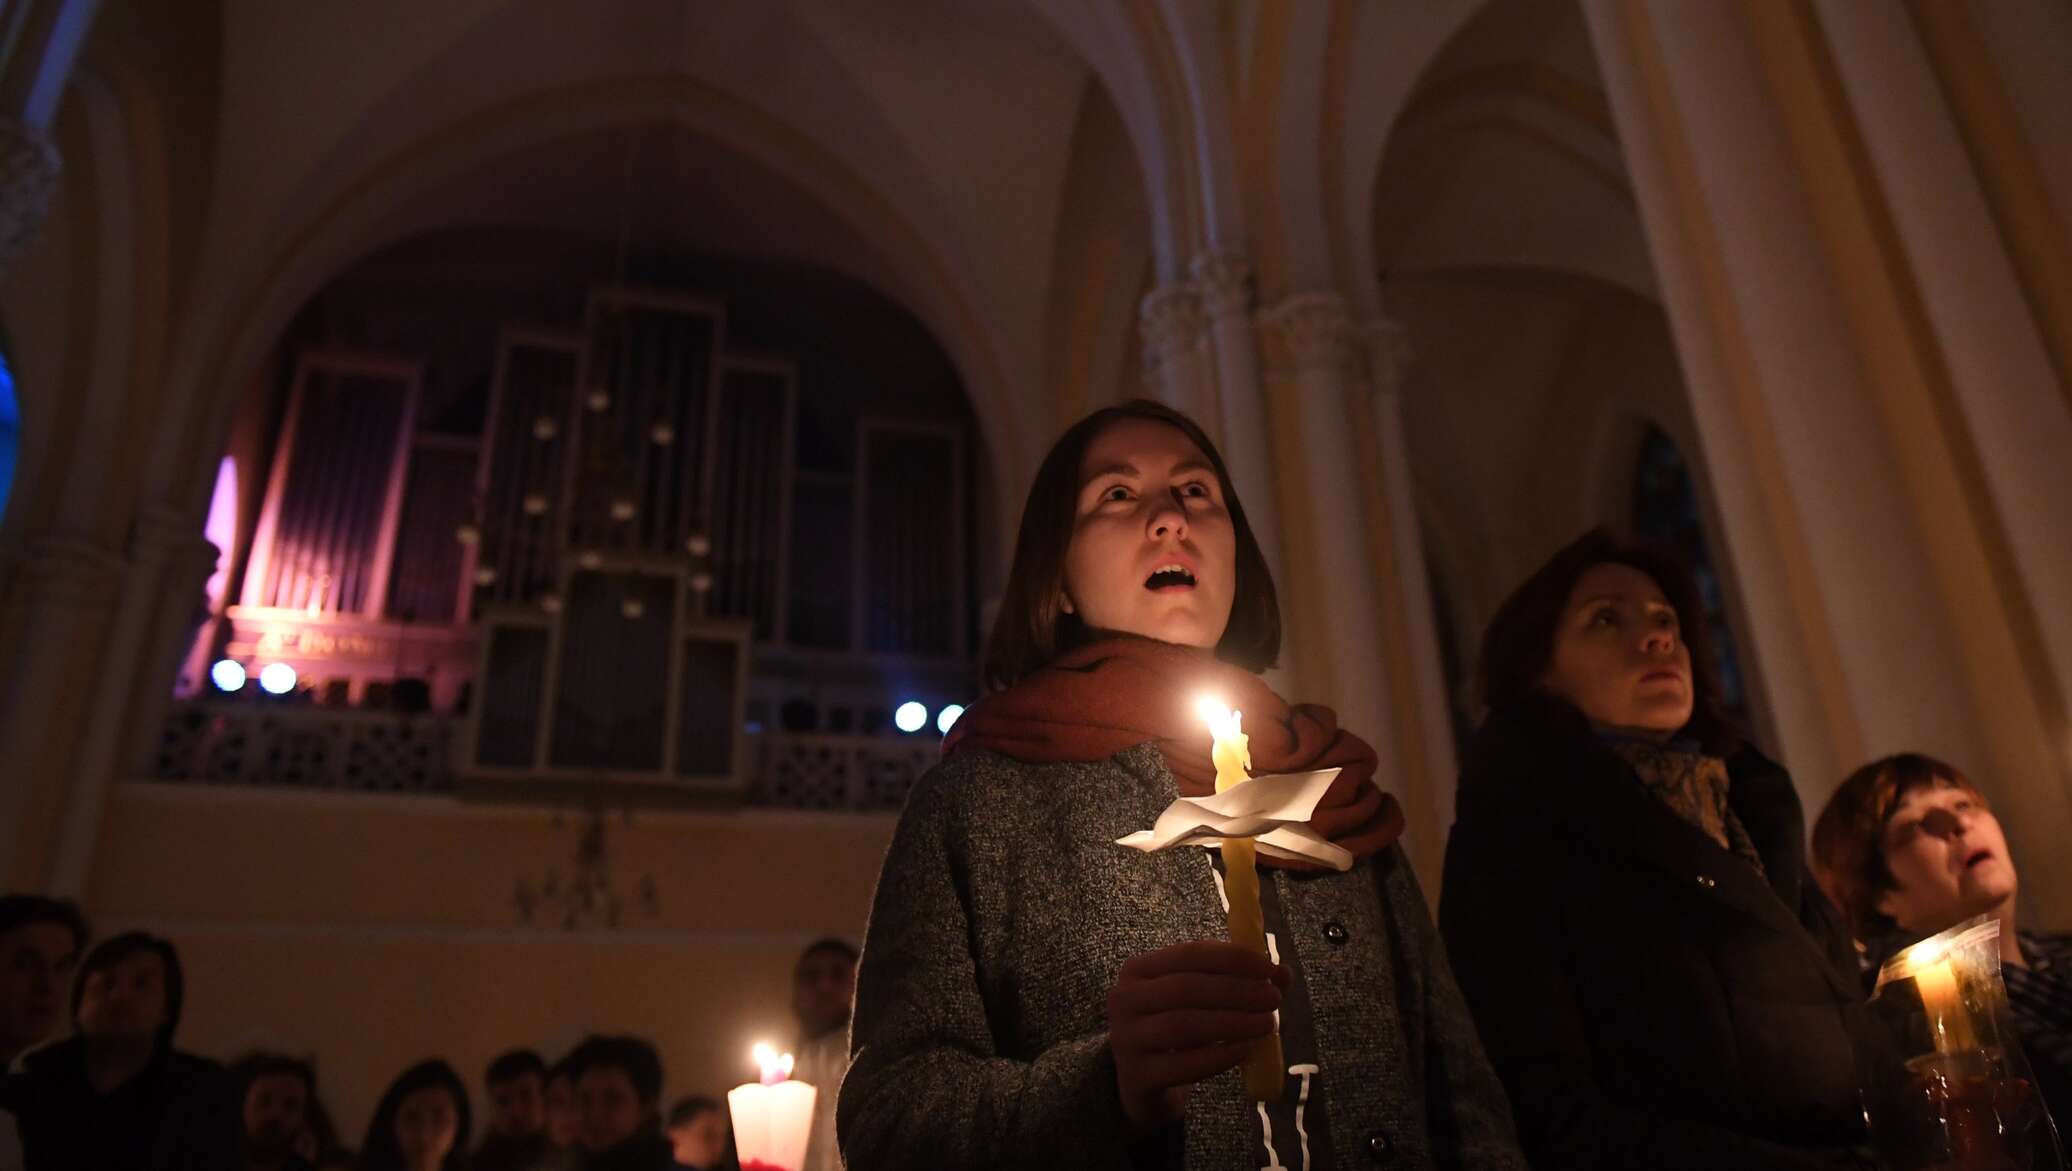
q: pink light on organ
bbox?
[729,1043,815,1171]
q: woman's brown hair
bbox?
[981,399,1279,690]
[1475,527,1741,756]
[1810,752,1988,940]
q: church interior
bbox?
[1,0,2070,1164]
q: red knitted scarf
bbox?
[945,637,1403,871]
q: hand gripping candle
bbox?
[1198,699,1287,1101]
[728,1043,817,1171]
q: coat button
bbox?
[1324,921,1349,945]
[1696,874,1717,889]
[1366,1130,1394,1162]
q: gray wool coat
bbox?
[836,742,1527,1171]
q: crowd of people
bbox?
[0,921,856,1171]
[4,399,2072,1170]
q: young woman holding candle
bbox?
[838,400,1526,1171]
[1438,529,1884,1170]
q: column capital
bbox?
[0,116,61,275]
[1366,315,1413,398]
[1257,292,1363,377]
[1139,283,1207,379]
[1190,252,1254,318]
[15,535,124,611]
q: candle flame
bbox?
[752,1042,795,1085]
[1195,697,1242,742]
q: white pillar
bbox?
[0,535,123,885]
[1366,318,1461,837]
[1191,253,1284,581]
[50,507,217,894]
[1582,0,2072,919]
[1256,292,1437,882]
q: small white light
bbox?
[936,704,965,735]
[685,533,712,557]
[522,493,549,516]
[258,663,298,695]
[585,389,611,413]
[609,498,637,522]
[894,701,928,734]
[649,421,675,446]
[577,550,603,570]
[690,570,714,593]
[620,597,646,620]
[539,593,563,614]
[455,523,481,546]
[209,660,247,693]
[473,565,499,587]
[532,417,559,441]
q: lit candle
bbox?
[728,1043,817,1171]
[1197,699,1286,1102]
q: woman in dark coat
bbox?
[1439,529,1881,1170]
[838,400,1527,1170]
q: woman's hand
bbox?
[1106,940,1287,1132]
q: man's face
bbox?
[489,1071,545,1137]
[576,1067,648,1152]
[75,950,169,1044]
[791,948,856,1040]
[0,923,77,1057]
[544,1073,577,1146]
[243,1072,311,1162]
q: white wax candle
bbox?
[728,1081,817,1171]
[729,1044,818,1171]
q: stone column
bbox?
[1365,318,1462,837]
[1138,282,1212,422]
[1191,253,1284,579]
[0,116,60,277]
[49,507,217,893]
[0,535,123,886]
[1582,0,2072,917]
[1255,292,1438,883]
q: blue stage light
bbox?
[258,662,298,696]
[894,700,928,734]
[209,659,247,693]
[936,704,965,735]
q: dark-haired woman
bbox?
[837,401,1525,1170]
[358,1059,470,1171]
[1439,529,1881,1170]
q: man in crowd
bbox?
[544,1053,579,1151]
[569,1035,672,1170]
[0,897,87,1071]
[788,939,855,1171]
[7,931,242,1169]
[231,1052,320,1171]
[475,1048,560,1171]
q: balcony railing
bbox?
[149,701,936,812]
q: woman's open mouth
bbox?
[1144,563,1197,591]
[1963,847,1995,871]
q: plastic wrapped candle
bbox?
[1907,947,1981,1054]
[728,1043,817,1171]
[1197,699,1287,1102]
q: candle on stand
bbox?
[1198,699,1286,1102]
[728,1043,817,1171]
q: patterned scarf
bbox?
[945,635,1403,872]
[1602,732,1767,878]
